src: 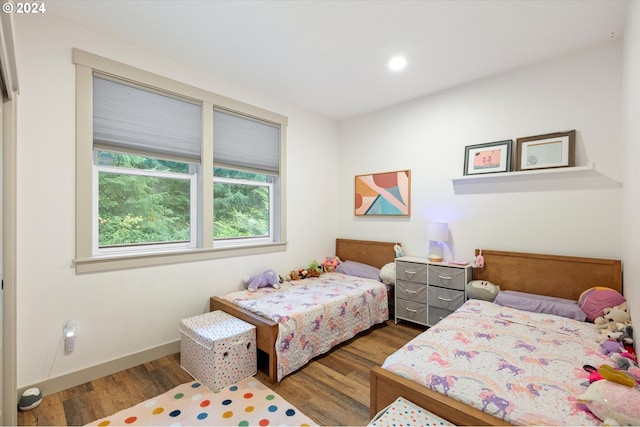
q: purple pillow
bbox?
[335,261,381,281]
[494,290,587,321]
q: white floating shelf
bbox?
[451,163,596,184]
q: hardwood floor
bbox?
[18,320,424,426]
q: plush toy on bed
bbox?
[244,269,281,292]
[578,379,640,425]
[288,267,321,281]
[600,339,624,356]
[322,256,340,273]
[309,260,323,274]
[594,303,632,343]
[594,303,630,329]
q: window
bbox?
[95,151,196,251]
[212,109,280,246]
[74,49,287,272]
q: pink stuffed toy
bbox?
[322,256,340,273]
[244,270,281,292]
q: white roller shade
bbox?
[214,109,280,174]
[93,75,201,161]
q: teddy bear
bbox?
[243,269,281,292]
[288,267,321,281]
[288,270,301,281]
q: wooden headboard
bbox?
[474,249,622,301]
[335,238,397,269]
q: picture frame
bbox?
[463,140,512,175]
[354,169,410,216]
[516,130,575,171]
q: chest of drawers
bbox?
[395,257,472,327]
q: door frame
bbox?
[0,11,19,426]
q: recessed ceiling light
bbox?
[388,56,407,71]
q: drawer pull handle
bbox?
[404,270,417,276]
[438,275,452,280]
[404,289,417,294]
[438,297,452,302]
[405,307,418,313]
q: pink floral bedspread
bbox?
[382,299,612,425]
[222,272,388,381]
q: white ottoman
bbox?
[369,397,455,426]
[179,310,256,391]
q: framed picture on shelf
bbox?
[463,140,512,175]
[354,169,410,216]
[516,130,575,171]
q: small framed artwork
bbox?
[463,140,512,175]
[354,169,410,216]
[516,130,575,171]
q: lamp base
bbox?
[428,254,443,262]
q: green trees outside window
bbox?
[96,152,271,247]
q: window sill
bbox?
[74,242,287,274]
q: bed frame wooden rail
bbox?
[369,249,622,425]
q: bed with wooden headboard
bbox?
[370,249,622,426]
[210,238,397,383]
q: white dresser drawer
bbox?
[396,261,427,283]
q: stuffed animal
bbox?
[289,270,301,281]
[594,303,630,329]
[244,269,281,292]
[322,256,340,273]
[309,260,323,274]
[618,324,634,346]
[289,268,321,281]
[600,339,623,356]
[578,379,640,425]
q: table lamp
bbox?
[426,221,448,262]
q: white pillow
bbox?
[380,262,396,285]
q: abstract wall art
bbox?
[354,170,411,216]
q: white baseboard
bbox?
[20,340,181,397]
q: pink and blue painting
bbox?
[354,170,410,216]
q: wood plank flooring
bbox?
[18,320,424,426]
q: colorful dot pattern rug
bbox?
[86,376,315,426]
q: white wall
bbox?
[622,2,640,330]
[339,43,623,276]
[13,14,340,389]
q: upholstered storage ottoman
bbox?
[368,397,454,426]
[179,310,256,392]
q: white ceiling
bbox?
[47,0,629,121]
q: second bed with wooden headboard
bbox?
[370,249,623,426]
[210,238,398,383]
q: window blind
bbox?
[213,109,280,175]
[93,75,202,161]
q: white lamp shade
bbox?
[426,221,448,242]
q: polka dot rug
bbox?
[86,376,316,426]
